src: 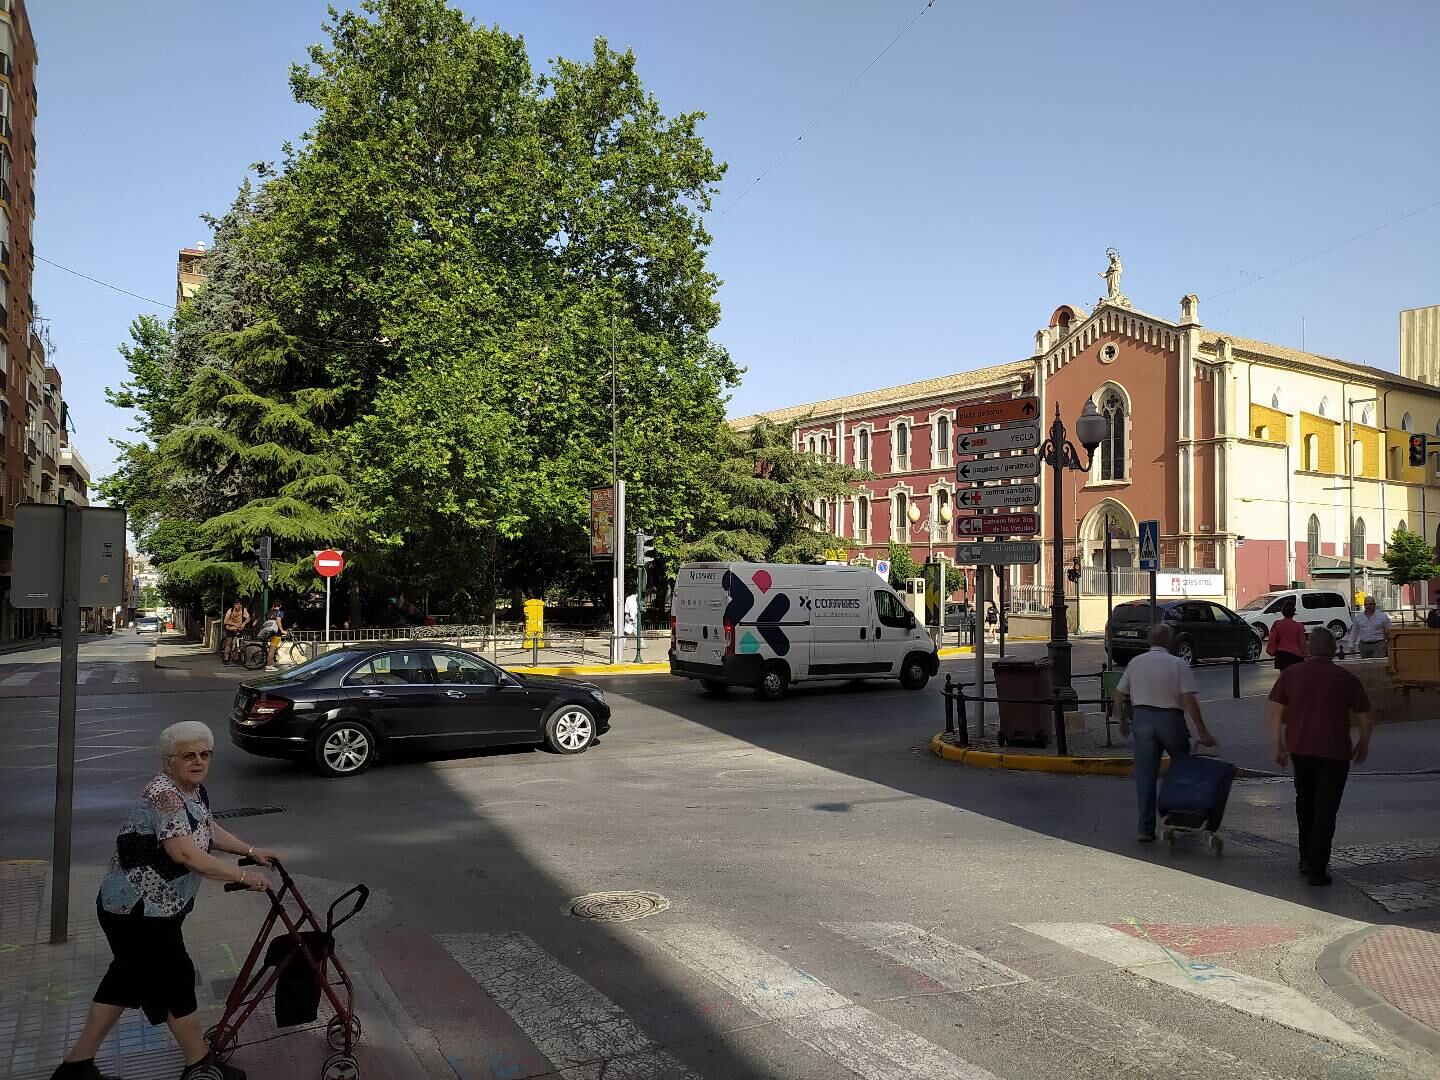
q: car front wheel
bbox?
[1327,620,1348,639]
[1243,636,1261,662]
[1175,638,1196,666]
[545,705,596,754]
[313,721,376,778]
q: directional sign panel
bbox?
[955,483,1040,509]
[954,541,1043,565]
[955,421,1041,454]
[955,453,1042,483]
[953,396,1040,427]
[955,512,1040,538]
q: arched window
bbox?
[894,423,910,471]
[819,434,829,460]
[1352,517,1366,557]
[1352,439,1364,474]
[1098,390,1126,481]
[1434,418,1440,439]
[1303,433,1320,471]
[807,436,816,455]
[934,415,951,467]
[892,491,909,541]
[1256,425,1270,441]
[1398,520,1408,537]
[1401,412,1413,432]
[1307,514,1321,567]
[857,429,871,470]
[1361,405,1374,427]
[856,496,870,543]
[1318,397,1329,418]
[1271,389,1282,410]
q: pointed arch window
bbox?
[1307,514,1321,567]
[856,496,870,544]
[1352,517,1366,558]
[894,423,910,471]
[857,429,871,471]
[892,491,910,541]
[934,415,951,468]
[1098,391,1126,481]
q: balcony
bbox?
[854,528,871,545]
[23,436,36,462]
[1,240,8,265]
[856,456,871,473]
[0,53,11,79]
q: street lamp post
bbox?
[908,498,953,636]
[1040,401,1109,739]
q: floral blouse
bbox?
[98,774,214,917]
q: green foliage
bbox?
[1383,528,1438,596]
[683,418,871,564]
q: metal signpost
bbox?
[314,549,345,642]
[13,504,127,944]
[1139,519,1160,625]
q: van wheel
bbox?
[1327,621,1347,639]
[756,663,789,701]
[700,679,729,696]
[900,654,931,691]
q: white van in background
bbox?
[668,562,939,699]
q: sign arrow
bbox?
[953,396,1041,427]
[955,483,1040,509]
[955,421,1041,454]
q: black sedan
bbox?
[229,644,612,777]
[1105,599,1262,666]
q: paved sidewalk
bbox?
[0,861,428,1080]
[1319,920,1440,1054]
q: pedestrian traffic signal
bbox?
[256,534,273,585]
[636,531,655,568]
[1410,434,1428,468]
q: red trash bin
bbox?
[992,656,1053,748]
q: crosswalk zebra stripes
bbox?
[402,919,1385,1080]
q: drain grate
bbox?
[213,805,289,820]
[568,890,671,922]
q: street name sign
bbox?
[955,421,1041,454]
[954,541,1042,565]
[955,453,1041,482]
[953,396,1040,427]
[955,483,1040,509]
[955,512,1040,538]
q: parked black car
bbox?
[229,644,612,777]
[1105,599,1262,666]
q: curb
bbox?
[526,663,670,677]
[1316,924,1440,1056]
[928,734,1134,776]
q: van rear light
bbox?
[244,695,290,724]
[723,621,736,654]
[670,616,677,649]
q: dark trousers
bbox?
[1273,651,1304,671]
[1292,753,1350,872]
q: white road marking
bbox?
[163,668,192,681]
[76,668,99,684]
[439,932,699,1080]
[112,669,140,683]
[1,672,38,686]
[1020,922,1373,1050]
[825,921,1029,991]
[648,924,1000,1080]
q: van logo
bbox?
[756,595,792,655]
[752,569,773,593]
[798,595,811,610]
[722,571,756,626]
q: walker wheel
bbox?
[1161,828,1175,847]
[327,1014,363,1051]
[203,1025,236,1063]
[190,1066,225,1080]
[321,1052,361,1080]
[1209,833,1224,855]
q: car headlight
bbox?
[589,688,606,703]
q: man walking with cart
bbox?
[1269,627,1373,886]
[1115,623,1218,842]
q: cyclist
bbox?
[221,600,250,664]
[258,604,286,672]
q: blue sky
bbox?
[31,0,1440,487]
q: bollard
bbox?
[943,674,954,734]
[1232,656,1241,699]
[957,687,970,745]
[1053,698,1069,757]
[532,633,540,667]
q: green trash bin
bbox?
[1101,668,1125,746]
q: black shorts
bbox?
[224,629,241,639]
[93,900,196,1025]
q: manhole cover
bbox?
[213,805,288,820]
[568,890,671,922]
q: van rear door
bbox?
[673,566,728,669]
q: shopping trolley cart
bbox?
[200,857,369,1080]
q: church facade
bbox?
[733,257,1440,622]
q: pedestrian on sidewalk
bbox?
[1266,598,1307,671]
[50,722,278,1080]
[1115,623,1218,842]
[221,600,249,664]
[1426,591,1440,630]
[1269,628,1373,887]
[1345,596,1391,659]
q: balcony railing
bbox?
[893,455,910,472]
[934,449,952,469]
[23,437,36,462]
[856,456,871,473]
[854,528,871,545]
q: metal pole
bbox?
[1347,403,1355,609]
[943,673,954,734]
[613,480,626,664]
[1046,409,1075,710]
[50,503,82,944]
[998,573,1006,657]
[324,576,331,644]
[611,315,621,665]
[633,559,645,664]
[974,570,987,738]
[1149,570,1157,626]
[1104,513,1114,631]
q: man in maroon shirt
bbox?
[1268,628,1373,886]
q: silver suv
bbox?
[1239,589,1351,646]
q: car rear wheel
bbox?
[1175,638,1196,666]
[314,721,376,778]
[900,654,931,691]
[1327,620,1347,639]
[545,706,596,754]
[756,662,789,702]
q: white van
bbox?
[668,562,939,699]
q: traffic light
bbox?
[636,531,655,568]
[1410,434,1428,468]
[256,534,273,585]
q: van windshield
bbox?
[1240,593,1281,611]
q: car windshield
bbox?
[270,650,354,681]
[1240,593,1282,611]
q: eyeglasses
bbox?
[171,750,213,764]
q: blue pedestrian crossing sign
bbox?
[1138,519,1160,571]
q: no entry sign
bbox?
[314,549,345,578]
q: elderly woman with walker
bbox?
[50,721,278,1080]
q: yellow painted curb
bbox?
[936,646,973,658]
[525,663,670,677]
[928,734,1134,776]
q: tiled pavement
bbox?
[0,862,421,1080]
[1349,922,1440,1033]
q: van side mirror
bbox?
[906,612,918,629]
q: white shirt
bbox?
[1347,608,1391,646]
[1115,647,1198,710]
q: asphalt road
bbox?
[4,632,1438,1079]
